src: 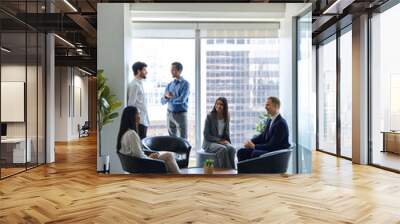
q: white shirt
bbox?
[217,119,225,136]
[269,113,279,132]
[119,129,146,158]
[127,78,149,126]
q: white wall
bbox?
[54,67,89,141]
[97,3,132,172]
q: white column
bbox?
[352,14,369,164]
[46,33,55,163]
[97,3,132,173]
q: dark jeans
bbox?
[138,124,148,140]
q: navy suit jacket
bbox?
[251,114,290,156]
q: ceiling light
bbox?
[1,47,11,53]
[54,34,75,48]
[322,0,354,14]
[78,67,93,76]
[63,0,78,12]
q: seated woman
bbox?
[117,106,181,174]
[202,97,236,169]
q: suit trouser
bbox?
[167,111,188,139]
[204,143,236,169]
[237,148,269,161]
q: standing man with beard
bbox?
[127,61,149,139]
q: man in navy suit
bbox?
[237,96,290,162]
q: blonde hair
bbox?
[267,96,281,108]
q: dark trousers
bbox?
[237,148,268,161]
[138,124,148,140]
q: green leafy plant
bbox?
[255,113,270,134]
[204,159,214,168]
[97,69,122,131]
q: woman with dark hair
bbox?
[117,106,180,173]
[202,97,236,169]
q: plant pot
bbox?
[203,165,214,174]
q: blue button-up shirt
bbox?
[161,77,190,113]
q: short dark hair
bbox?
[171,62,183,72]
[132,62,147,76]
[268,96,281,108]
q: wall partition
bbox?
[297,10,314,173]
[0,5,46,179]
[98,3,312,174]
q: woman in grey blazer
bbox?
[202,97,236,169]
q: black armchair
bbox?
[78,121,90,138]
[117,152,167,174]
[142,136,191,168]
[237,147,293,174]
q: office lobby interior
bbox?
[1,0,400,223]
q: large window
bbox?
[131,23,296,169]
[131,39,196,147]
[200,37,280,148]
[371,3,400,171]
[339,29,352,158]
[317,37,337,154]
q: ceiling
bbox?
[0,0,393,73]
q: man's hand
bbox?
[149,152,160,159]
[244,140,255,149]
[164,92,173,99]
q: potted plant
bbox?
[97,69,122,173]
[203,159,214,174]
[255,113,270,135]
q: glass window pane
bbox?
[318,38,337,154]
[371,4,400,171]
[297,11,314,173]
[27,31,38,169]
[201,37,280,148]
[131,38,196,162]
[340,29,352,158]
[1,31,28,177]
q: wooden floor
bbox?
[1,135,400,223]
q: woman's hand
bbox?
[149,152,160,159]
[218,140,230,145]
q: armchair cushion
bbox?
[142,136,192,168]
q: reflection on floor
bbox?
[0,167,25,178]
[373,151,400,171]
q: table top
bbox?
[181,167,237,175]
[1,138,28,143]
[381,131,400,134]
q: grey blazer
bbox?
[202,113,231,149]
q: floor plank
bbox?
[0,134,400,223]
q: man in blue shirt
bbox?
[161,62,190,139]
